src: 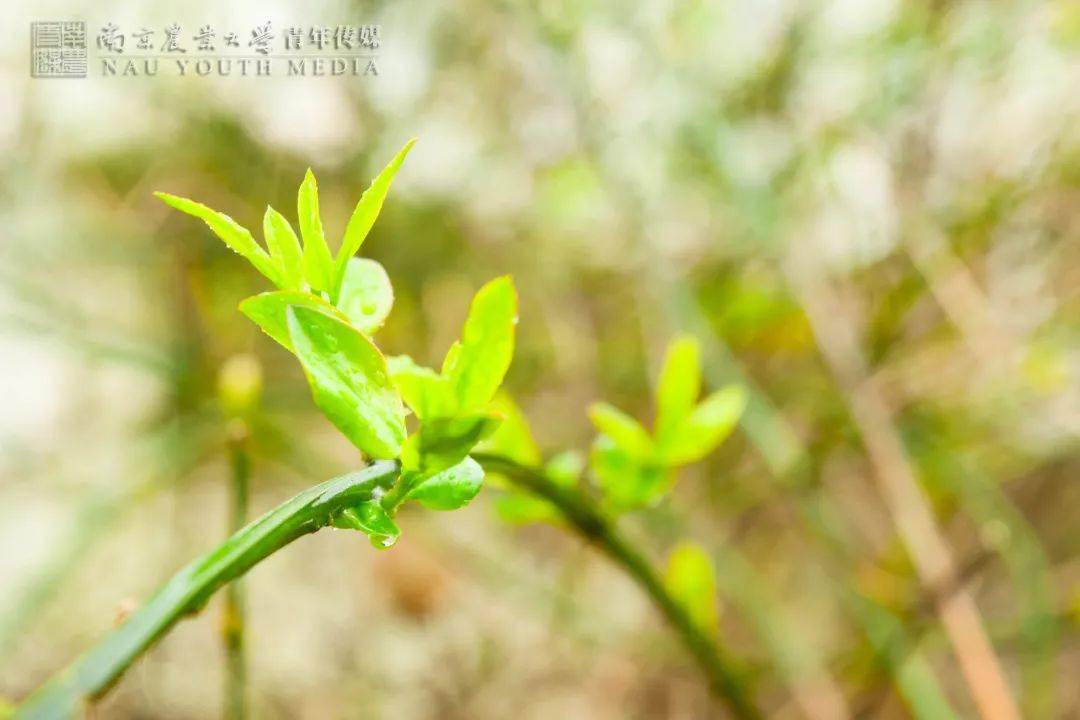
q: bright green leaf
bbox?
[403,456,485,510]
[587,402,654,459]
[655,335,701,440]
[337,258,393,334]
[155,192,282,287]
[659,385,746,466]
[262,206,303,290]
[286,305,406,459]
[387,355,458,420]
[404,413,501,474]
[239,291,346,353]
[665,542,719,636]
[333,500,401,549]
[297,169,335,292]
[443,276,517,411]
[332,139,416,297]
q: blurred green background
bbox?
[1,0,1078,717]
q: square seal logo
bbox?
[31,21,87,78]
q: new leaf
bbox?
[239,291,347,353]
[286,305,406,459]
[337,258,394,334]
[655,336,701,441]
[297,169,335,292]
[665,542,719,636]
[262,206,303,290]
[402,456,485,511]
[443,276,518,411]
[332,139,416,298]
[155,192,283,287]
[658,385,747,466]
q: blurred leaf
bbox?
[387,355,458,420]
[658,386,746,466]
[332,139,416,297]
[666,542,719,636]
[443,276,518,411]
[155,192,282,287]
[297,169,335,292]
[286,306,405,459]
[239,290,346,353]
[403,456,485,510]
[588,402,654,459]
[480,392,541,466]
[544,449,584,486]
[655,336,701,440]
[333,500,401,549]
[494,492,562,525]
[262,206,303,290]
[401,413,502,473]
[337,258,394,334]
[590,436,670,510]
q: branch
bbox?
[15,461,400,720]
[474,453,762,720]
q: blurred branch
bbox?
[785,256,1021,720]
[474,453,762,720]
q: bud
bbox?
[217,353,263,417]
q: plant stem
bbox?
[14,461,400,720]
[473,453,762,720]
[224,422,250,720]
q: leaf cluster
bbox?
[157,141,517,549]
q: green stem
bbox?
[473,453,762,720]
[224,423,251,720]
[15,461,400,720]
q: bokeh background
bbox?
[1,0,1078,717]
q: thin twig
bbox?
[224,421,251,720]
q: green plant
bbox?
[477,335,757,716]
[14,144,757,720]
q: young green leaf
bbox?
[588,402,654,459]
[155,192,282,287]
[655,336,701,440]
[479,392,541,466]
[658,385,747,466]
[387,355,458,420]
[297,169,335,292]
[590,436,670,510]
[332,139,417,297]
[332,500,401,549]
[239,290,347,353]
[402,456,485,510]
[262,206,303,290]
[401,413,501,473]
[286,305,406,459]
[665,542,719,637]
[337,258,394,334]
[443,276,518,411]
